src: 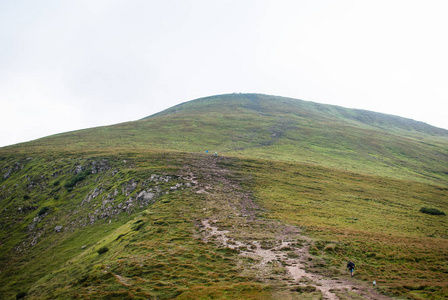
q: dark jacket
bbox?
[347,261,355,270]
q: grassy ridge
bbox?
[4,94,448,185]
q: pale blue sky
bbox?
[1,0,448,147]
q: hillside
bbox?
[1,94,447,299]
[5,94,448,185]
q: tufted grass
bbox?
[1,94,448,299]
[232,158,448,299]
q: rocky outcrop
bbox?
[1,158,30,179]
[1,156,195,253]
[78,175,187,226]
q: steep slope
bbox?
[4,93,448,185]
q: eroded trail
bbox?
[185,155,391,300]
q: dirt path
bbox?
[185,154,391,300]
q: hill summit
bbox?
[5,93,448,184]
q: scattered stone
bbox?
[74,165,84,174]
[91,160,110,174]
[3,169,12,179]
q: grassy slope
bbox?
[6,94,448,185]
[0,151,270,299]
[2,152,445,299]
[240,159,448,297]
[1,93,448,299]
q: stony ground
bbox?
[185,154,393,300]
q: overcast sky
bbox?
[1,0,448,147]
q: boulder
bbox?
[137,191,155,201]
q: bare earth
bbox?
[184,154,393,300]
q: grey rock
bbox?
[137,191,155,201]
[3,169,11,179]
[91,160,110,174]
[75,165,84,174]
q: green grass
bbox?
[1,93,448,299]
[4,94,448,185]
[0,152,272,299]
[26,195,267,299]
[1,151,447,299]
[232,158,448,299]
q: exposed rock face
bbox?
[59,169,193,230]
[79,175,183,225]
[2,157,195,252]
[69,159,113,176]
[2,160,28,179]
[91,160,111,174]
[123,179,137,196]
[82,187,102,204]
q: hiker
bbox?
[347,260,355,277]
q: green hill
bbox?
[7,94,448,184]
[1,94,447,299]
